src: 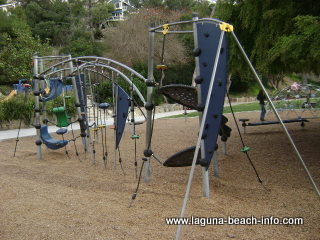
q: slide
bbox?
[0,90,17,102]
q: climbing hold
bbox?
[193,48,202,57]
[144,149,153,157]
[195,76,203,84]
[131,135,140,139]
[240,146,251,153]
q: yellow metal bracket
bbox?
[156,64,168,70]
[162,24,169,35]
[219,22,234,32]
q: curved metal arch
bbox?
[42,62,146,105]
[39,56,147,83]
[75,62,146,105]
[150,18,225,32]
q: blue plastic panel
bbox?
[40,78,63,102]
[196,23,228,169]
[115,83,130,149]
[40,125,68,150]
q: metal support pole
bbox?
[175,30,225,240]
[231,31,320,197]
[74,66,88,152]
[71,75,84,145]
[68,54,74,75]
[192,14,210,198]
[144,27,156,183]
[223,141,227,155]
[113,82,117,169]
[213,151,219,177]
[39,58,47,121]
[33,55,42,160]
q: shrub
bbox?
[0,93,34,126]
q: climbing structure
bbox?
[32,56,147,173]
[138,16,320,240]
[269,83,320,119]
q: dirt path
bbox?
[0,112,319,240]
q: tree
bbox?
[24,0,73,46]
[104,8,189,66]
[0,8,51,84]
[165,0,194,10]
[143,0,163,8]
[192,0,215,18]
[215,0,320,91]
[92,2,114,31]
[130,0,143,8]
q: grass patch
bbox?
[223,102,260,113]
[164,102,260,118]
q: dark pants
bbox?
[260,104,266,121]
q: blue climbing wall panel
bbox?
[115,83,130,149]
[40,78,64,102]
[196,23,228,170]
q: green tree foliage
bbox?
[165,0,194,10]
[92,2,114,39]
[130,0,143,8]
[24,0,72,46]
[269,16,320,74]
[21,0,108,56]
[192,1,215,18]
[215,0,320,90]
[60,31,104,57]
[0,8,50,84]
[92,2,114,29]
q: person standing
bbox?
[257,89,266,121]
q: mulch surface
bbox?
[0,111,319,240]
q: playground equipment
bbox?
[239,118,309,133]
[0,90,17,102]
[13,79,31,92]
[267,83,320,119]
[40,125,68,150]
[14,17,318,240]
[141,16,234,198]
[237,82,319,133]
[130,16,320,240]
[32,55,147,173]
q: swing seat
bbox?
[52,106,70,127]
[163,146,201,167]
[159,85,199,110]
[40,126,68,150]
[99,102,110,110]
